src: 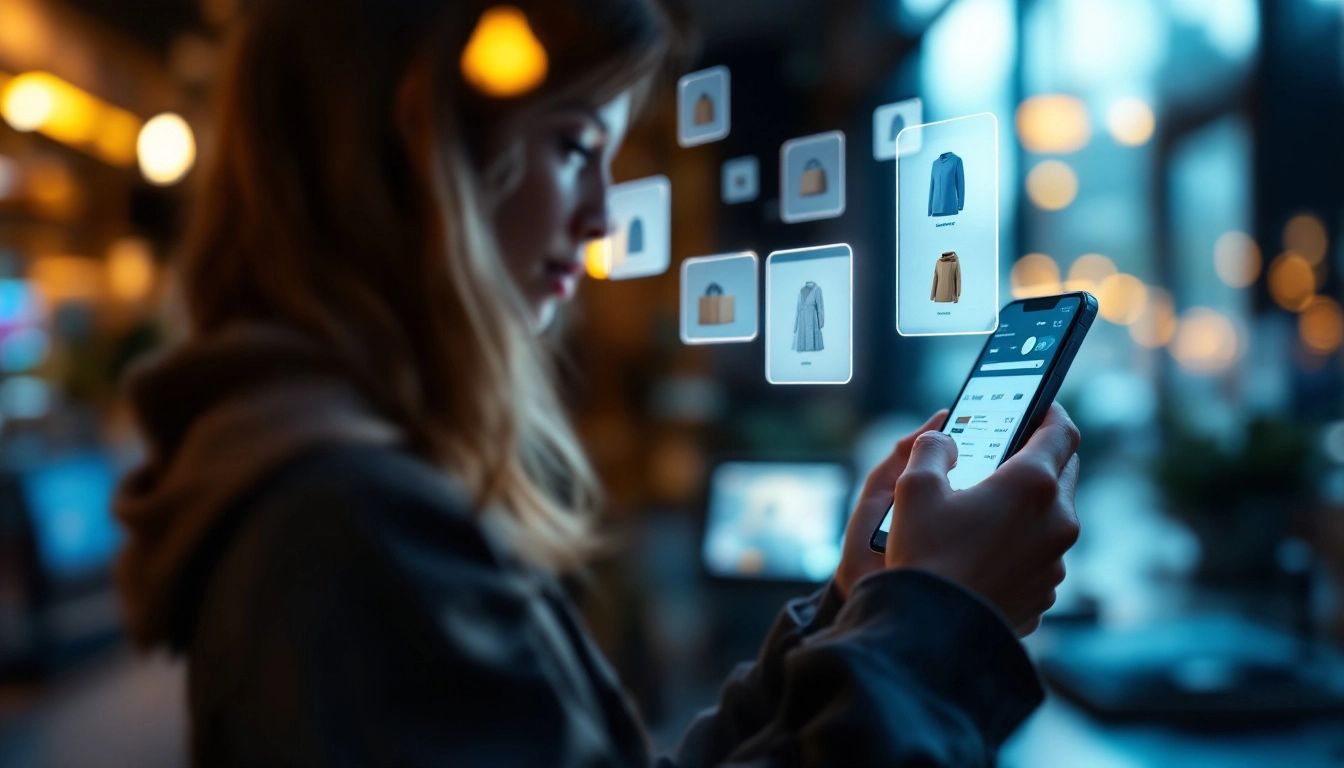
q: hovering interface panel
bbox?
[765,243,853,385]
[895,113,999,336]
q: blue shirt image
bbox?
[928,151,965,217]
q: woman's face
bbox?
[490,92,632,331]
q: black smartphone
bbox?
[870,292,1098,553]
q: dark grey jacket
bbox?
[181,443,1042,766]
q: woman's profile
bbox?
[114,0,1082,764]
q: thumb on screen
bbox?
[896,431,957,502]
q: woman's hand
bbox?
[834,410,948,599]
[836,404,1082,636]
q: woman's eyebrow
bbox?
[556,104,610,137]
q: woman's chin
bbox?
[533,298,560,333]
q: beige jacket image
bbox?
[930,251,961,303]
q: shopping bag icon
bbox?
[693,94,715,126]
[697,282,735,325]
[798,159,827,197]
[627,217,644,254]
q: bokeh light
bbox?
[1282,213,1328,266]
[0,72,141,166]
[106,238,156,303]
[137,113,197,186]
[0,375,51,419]
[1129,286,1176,348]
[1010,253,1061,298]
[1016,94,1091,154]
[1065,253,1117,293]
[584,238,612,280]
[1171,307,1240,373]
[1106,97,1155,146]
[1096,273,1149,325]
[1267,251,1316,311]
[30,255,101,305]
[1213,230,1261,288]
[0,326,50,373]
[1299,296,1344,356]
[460,6,549,98]
[0,72,56,131]
[1025,160,1078,210]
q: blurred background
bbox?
[0,0,1343,765]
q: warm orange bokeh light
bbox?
[1299,296,1344,356]
[1267,251,1316,312]
[0,71,143,167]
[1129,287,1176,348]
[1016,95,1090,154]
[1096,273,1148,325]
[584,238,612,280]
[1010,253,1061,298]
[460,6,549,98]
[106,238,157,302]
[1171,307,1240,373]
[1065,253,1117,293]
[1282,213,1328,266]
[1025,160,1078,211]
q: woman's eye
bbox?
[559,136,597,163]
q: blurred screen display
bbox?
[21,453,121,579]
[702,461,850,582]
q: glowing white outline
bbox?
[606,174,671,281]
[680,251,760,345]
[677,66,731,147]
[779,131,847,224]
[893,112,1000,337]
[764,243,853,385]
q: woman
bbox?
[115,0,1082,765]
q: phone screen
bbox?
[876,295,1082,537]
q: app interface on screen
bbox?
[878,297,1078,535]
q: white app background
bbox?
[895,113,999,336]
[942,374,1041,491]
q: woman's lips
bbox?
[543,259,584,297]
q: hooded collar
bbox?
[115,323,402,649]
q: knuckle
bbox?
[1012,461,1059,501]
[895,468,939,496]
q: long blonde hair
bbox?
[182,0,670,571]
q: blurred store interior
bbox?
[1,0,1344,765]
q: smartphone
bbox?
[870,292,1097,553]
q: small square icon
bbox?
[606,175,670,281]
[681,252,759,344]
[721,156,758,204]
[678,66,730,147]
[873,97,922,160]
[780,131,845,223]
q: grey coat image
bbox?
[792,281,825,352]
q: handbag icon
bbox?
[697,282,735,325]
[627,216,644,254]
[693,94,715,126]
[890,113,905,142]
[798,159,827,197]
